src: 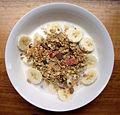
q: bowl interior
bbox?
[5,3,114,111]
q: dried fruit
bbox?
[66,58,78,66]
[56,53,63,60]
[43,60,47,65]
[49,51,57,58]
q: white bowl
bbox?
[5,3,114,112]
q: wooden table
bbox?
[0,0,120,114]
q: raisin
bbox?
[66,58,78,66]
[56,53,63,60]
[43,60,47,65]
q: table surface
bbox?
[0,0,120,114]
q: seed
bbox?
[43,60,47,65]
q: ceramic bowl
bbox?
[5,3,114,112]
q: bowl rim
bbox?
[5,2,114,112]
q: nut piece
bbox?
[69,87,74,94]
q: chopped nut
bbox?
[29,47,34,54]
[38,50,42,57]
[21,57,24,60]
[60,62,64,66]
[69,87,74,94]
[27,79,31,83]
[54,42,61,47]
[41,43,50,50]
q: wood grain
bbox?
[0,0,120,114]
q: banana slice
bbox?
[26,68,42,84]
[46,22,62,34]
[82,69,97,85]
[22,56,33,65]
[33,33,43,46]
[79,37,95,52]
[86,55,98,68]
[17,35,32,51]
[48,83,57,94]
[66,27,83,43]
[58,89,72,101]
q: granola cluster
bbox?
[21,30,88,94]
